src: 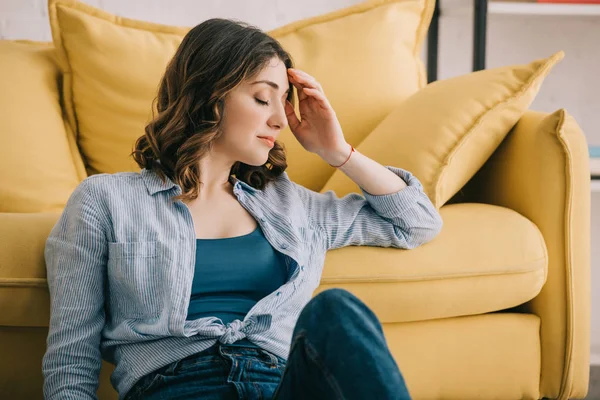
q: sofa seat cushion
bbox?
[0,203,547,328]
[314,202,548,323]
[0,212,59,327]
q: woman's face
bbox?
[215,57,290,167]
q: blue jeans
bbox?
[124,288,412,399]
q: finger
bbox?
[289,76,308,102]
[292,74,323,92]
[296,70,323,92]
[302,87,331,110]
[290,68,315,81]
[289,70,323,92]
[285,100,301,131]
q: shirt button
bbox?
[281,243,288,249]
[260,217,266,222]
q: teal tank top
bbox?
[187,224,288,348]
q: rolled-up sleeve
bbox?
[291,166,443,251]
[42,178,108,399]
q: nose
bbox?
[267,102,288,131]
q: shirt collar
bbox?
[141,168,259,196]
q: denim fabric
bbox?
[125,289,412,400]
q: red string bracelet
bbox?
[328,144,355,168]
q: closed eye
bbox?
[255,98,270,106]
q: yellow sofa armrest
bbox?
[453,109,591,399]
[0,212,61,327]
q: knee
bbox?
[312,288,356,309]
[301,288,368,322]
[294,288,383,340]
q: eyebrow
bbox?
[251,80,290,95]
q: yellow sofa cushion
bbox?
[316,203,548,323]
[0,212,59,327]
[321,51,564,207]
[48,0,434,190]
[0,203,546,328]
[0,41,86,213]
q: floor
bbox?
[583,365,600,400]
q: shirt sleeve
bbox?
[290,166,443,251]
[42,178,108,400]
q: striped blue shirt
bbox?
[42,166,443,399]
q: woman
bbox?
[42,18,443,400]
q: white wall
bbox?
[1,0,598,363]
[0,0,364,40]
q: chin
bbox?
[244,156,270,167]
[239,145,271,167]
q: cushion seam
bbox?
[0,278,48,288]
[269,0,421,38]
[321,258,547,283]
[554,108,576,400]
[50,3,81,142]
[414,0,435,88]
[2,257,546,288]
[52,0,188,35]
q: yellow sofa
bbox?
[0,1,591,399]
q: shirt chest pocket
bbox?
[107,241,166,319]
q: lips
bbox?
[258,136,275,147]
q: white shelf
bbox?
[592,180,600,192]
[489,2,600,16]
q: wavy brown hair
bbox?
[131,18,294,203]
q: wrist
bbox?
[321,143,353,167]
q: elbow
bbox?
[402,213,443,249]
[420,204,443,244]
[424,211,443,244]
[431,211,443,237]
[431,214,444,241]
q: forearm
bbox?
[320,143,407,196]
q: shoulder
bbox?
[77,171,144,196]
[263,171,301,199]
[267,171,324,201]
[81,171,142,187]
[263,171,320,215]
[68,171,147,214]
